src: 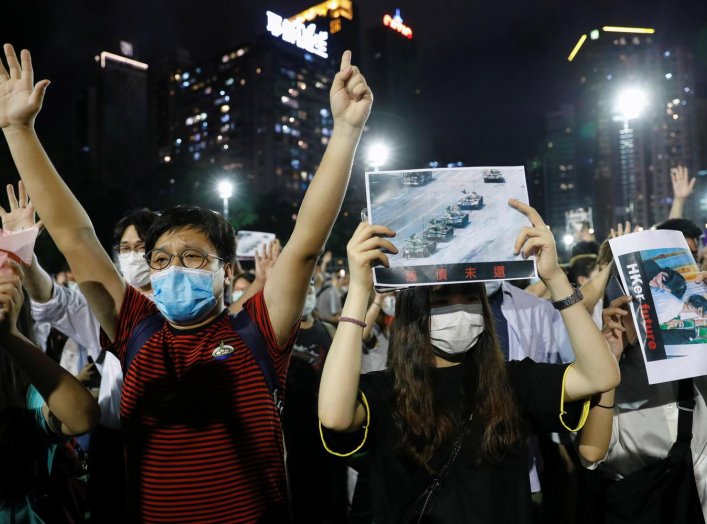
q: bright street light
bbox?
[367,142,389,171]
[563,234,575,247]
[613,87,648,124]
[217,180,234,219]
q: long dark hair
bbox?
[388,283,523,471]
[0,291,45,505]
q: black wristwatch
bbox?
[551,286,584,311]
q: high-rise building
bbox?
[72,45,152,244]
[154,3,364,231]
[566,26,700,237]
[363,8,422,167]
[538,104,588,234]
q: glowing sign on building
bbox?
[266,11,329,58]
[383,9,413,39]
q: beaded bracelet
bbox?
[339,317,367,328]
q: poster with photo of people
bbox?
[610,230,707,384]
[364,166,537,288]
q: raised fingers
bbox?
[340,50,352,72]
[20,49,33,82]
[17,180,27,208]
[508,199,545,228]
[513,226,548,257]
[6,184,18,210]
[3,44,21,80]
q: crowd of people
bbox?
[0,42,705,524]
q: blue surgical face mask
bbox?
[150,266,219,323]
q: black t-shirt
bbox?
[327,357,584,524]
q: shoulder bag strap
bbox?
[403,413,474,524]
[676,378,695,444]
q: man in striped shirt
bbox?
[0,44,373,522]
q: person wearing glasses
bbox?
[0,44,373,523]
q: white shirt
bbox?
[498,282,574,493]
[651,287,686,324]
[582,344,707,519]
[31,283,123,429]
[500,282,573,365]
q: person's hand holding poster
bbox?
[364,166,537,287]
[610,229,707,384]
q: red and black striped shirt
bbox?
[103,286,297,523]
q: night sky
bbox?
[2,0,707,181]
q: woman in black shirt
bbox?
[318,200,620,523]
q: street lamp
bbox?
[367,142,389,171]
[613,88,648,125]
[217,180,234,220]
[612,87,648,223]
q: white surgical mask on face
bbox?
[231,289,245,303]
[303,293,317,317]
[118,251,151,288]
[430,303,485,355]
[382,295,396,317]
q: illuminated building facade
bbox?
[363,8,422,167]
[567,26,700,236]
[156,4,362,207]
[537,104,588,235]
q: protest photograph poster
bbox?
[236,230,276,260]
[365,166,537,287]
[610,230,707,384]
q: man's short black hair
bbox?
[144,206,236,263]
[567,254,597,286]
[688,294,707,312]
[571,240,600,257]
[113,208,160,245]
[656,218,702,241]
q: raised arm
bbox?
[0,45,124,340]
[264,51,373,345]
[577,295,630,463]
[319,223,396,431]
[0,261,99,435]
[668,165,695,220]
[510,200,620,400]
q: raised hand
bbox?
[346,223,396,291]
[510,199,563,283]
[0,260,25,334]
[601,295,632,361]
[0,180,43,232]
[609,221,640,239]
[254,239,281,283]
[330,51,373,131]
[671,165,695,200]
[0,44,50,130]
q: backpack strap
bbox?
[124,312,165,378]
[229,309,283,415]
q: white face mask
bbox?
[303,292,317,317]
[382,295,396,317]
[118,251,151,288]
[484,281,502,296]
[430,303,485,355]
[231,289,245,303]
